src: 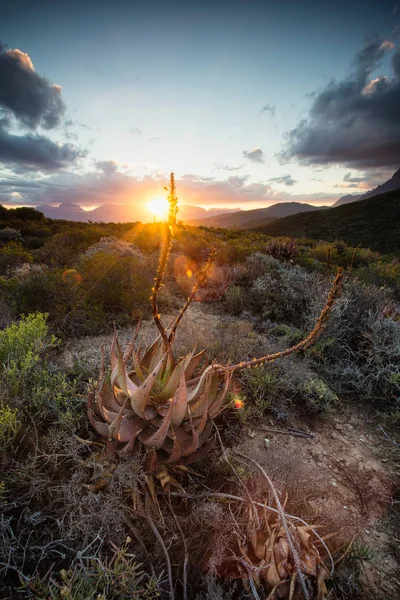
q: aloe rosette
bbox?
[88,330,231,468]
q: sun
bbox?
[148,196,169,221]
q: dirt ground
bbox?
[237,400,400,599]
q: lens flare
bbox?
[233,395,245,409]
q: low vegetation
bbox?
[0,179,399,599]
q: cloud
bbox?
[0,42,65,129]
[213,162,243,172]
[243,147,265,163]
[283,38,400,169]
[95,160,118,176]
[129,126,142,135]
[268,174,297,186]
[260,104,276,117]
[0,126,85,171]
[0,168,339,213]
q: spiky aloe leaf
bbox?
[111,339,138,399]
[187,366,214,417]
[139,401,173,449]
[108,398,130,440]
[165,428,182,464]
[131,348,144,382]
[117,415,145,443]
[88,392,110,438]
[209,368,232,419]
[151,358,184,403]
[170,367,188,427]
[129,351,168,417]
[97,382,123,414]
[141,336,163,372]
[184,349,206,381]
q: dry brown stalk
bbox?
[151,172,178,349]
[234,451,311,600]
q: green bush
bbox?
[0,241,33,275]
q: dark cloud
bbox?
[260,104,276,117]
[283,39,400,169]
[0,42,65,129]
[343,172,369,183]
[0,126,85,171]
[268,174,296,186]
[95,160,118,176]
[243,147,265,163]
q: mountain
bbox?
[36,202,88,221]
[334,167,400,207]
[255,190,400,254]
[187,202,328,228]
[35,203,237,223]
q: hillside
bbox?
[256,190,400,254]
[188,202,327,228]
[334,167,400,207]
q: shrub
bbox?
[18,540,161,599]
[249,255,326,329]
[316,280,400,407]
[265,237,297,261]
[0,227,23,246]
[303,377,339,413]
[0,241,33,275]
[0,404,18,453]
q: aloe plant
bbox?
[88,173,343,468]
[88,329,231,468]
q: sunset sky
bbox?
[1,0,400,219]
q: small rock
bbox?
[335,423,344,431]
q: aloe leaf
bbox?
[117,415,144,443]
[131,348,144,382]
[187,364,214,404]
[181,411,199,456]
[87,392,109,438]
[187,367,214,418]
[97,382,122,414]
[151,358,184,403]
[108,398,129,440]
[123,320,141,362]
[209,368,232,419]
[141,336,162,372]
[110,327,118,372]
[130,351,167,417]
[111,339,138,399]
[171,367,188,427]
[139,401,173,449]
[184,349,205,381]
[165,428,182,463]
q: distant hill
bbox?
[187,202,328,228]
[256,190,400,254]
[35,202,237,223]
[334,167,400,207]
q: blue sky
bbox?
[1,0,400,216]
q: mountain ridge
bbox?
[334,167,400,207]
[255,189,400,254]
